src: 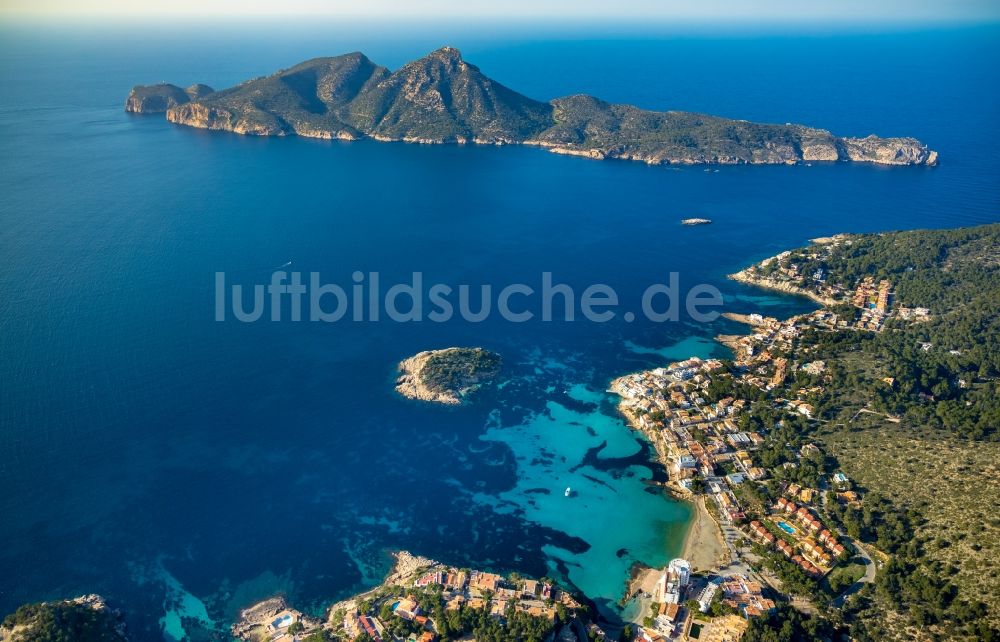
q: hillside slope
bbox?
[126,47,938,166]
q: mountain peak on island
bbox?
[126,47,938,166]
[428,46,462,61]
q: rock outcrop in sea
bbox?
[126,47,938,167]
[396,347,501,405]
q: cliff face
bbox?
[840,135,938,166]
[128,47,938,166]
[125,83,216,113]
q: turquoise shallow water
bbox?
[477,382,690,609]
[0,21,998,641]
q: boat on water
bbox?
[681,218,712,226]
[564,487,572,497]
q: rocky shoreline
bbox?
[230,550,590,642]
[395,347,501,405]
[396,351,463,404]
[126,47,938,168]
[728,268,840,306]
[150,105,940,167]
[0,594,128,642]
[231,551,439,641]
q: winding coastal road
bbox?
[831,539,877,607]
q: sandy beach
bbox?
[625,495,728,624]
[680,495,728,573]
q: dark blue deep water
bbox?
[1,21,998,640]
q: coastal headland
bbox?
[230,550,593,642]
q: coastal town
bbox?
[228,237,914,642]
[229,551,591,642]
[213,235,933,642]
[605,235,946,640]
[228,550,778,642]
[5,224,997,642]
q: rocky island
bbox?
[126,47,937,167]
[396,347,502,405]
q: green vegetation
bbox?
[351,580,582,642]
[365,584,567,642]
[540,94,845,164]
[420,348,502,395]
[345,48,552,141]
[448,606,559,642]
[125,82,213,113]
[743,603,834,642]
[0,601,125,642]
[823,561,866,595]
[822,426,1000,640]
[749,543,824,601]
[793,224,1000,439]
[130,48,934,165]
[750,224,1000,640]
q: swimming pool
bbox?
[777,521,796,535]
[271,614,293,629]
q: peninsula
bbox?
[232,551,592,642]
[126,47,937,167]
[396,347,502,405]
[0,595,128,642]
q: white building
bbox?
[657,558,692,604]
[668,558,691,589]
[697,580,721,613]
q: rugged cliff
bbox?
[127,47,937,166]
[125,83,215,114]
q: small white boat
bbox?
[564,487,572,497]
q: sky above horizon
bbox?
[3,0,999,22]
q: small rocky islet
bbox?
[395,347,502,405]
[125,46,937,167]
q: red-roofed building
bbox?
[359,616,382,642]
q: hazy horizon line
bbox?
[2,13,999,33]
[2,0,1000,25]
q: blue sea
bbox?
[0,20,997,641]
